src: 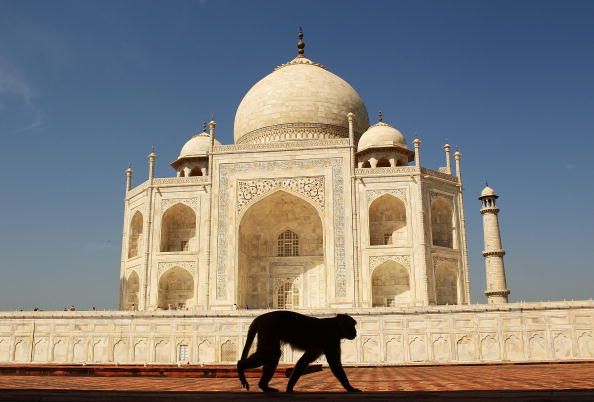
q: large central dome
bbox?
[234,38,369,144]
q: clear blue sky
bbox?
[0,0,592,310]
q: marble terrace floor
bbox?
[0,362,593,401]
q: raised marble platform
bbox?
[0,301,592,365]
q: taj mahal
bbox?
[0,32,592,366]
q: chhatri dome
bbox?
[178,129,221,158]
[357,112,408,152]
[234,29,370,144]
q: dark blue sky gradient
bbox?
[0,0,592,310]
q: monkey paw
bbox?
[259,384,279,393]
[347,387,362,392]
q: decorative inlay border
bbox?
[236,123,348,145]
[158,262,196,276]
[237,176,324,215]
[354,166,418,176]
[216,158,346,299]
[369,255,411,271]
[214,138,350,153]
[154,177,209,186]
[161,198,198,211]
[366,189,407,203]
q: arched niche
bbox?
[371,260,410,306]
[160,203,196,252]
[123,271,139,310]
[158,267,194,309]
[128,211,143,258]
[238,190,324,309]
[435,263,458,305]
[431,197,454,248]
[369,194,407,246]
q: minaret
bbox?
[479,184,510,303]
[125,164,133,192]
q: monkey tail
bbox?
[241,320,258,360]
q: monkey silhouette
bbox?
[237,310,361,392]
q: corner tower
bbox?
[479,185,510,303]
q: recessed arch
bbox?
[160,203,196,252]
[431,197,454,248]
[158,267,194,309]
[238,190,324,309]
[435,263,458,305]
[123,271,139,310]
[369,194,407,246]
[128,211,143,258]
[371,260,410,306]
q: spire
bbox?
[297,27,305,57]
[378,110,383,122]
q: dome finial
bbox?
[378,110,383,122]
[202,121,207,133]
[297,26,305,57]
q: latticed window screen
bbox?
[178,344,189,361]
[277,281,299,309]
[277,230,299,256]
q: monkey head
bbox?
[335,314,357,340]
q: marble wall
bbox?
[0,302,592,365]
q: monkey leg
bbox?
[286,349,321,392]
[258,348,281,392]
[237,352,265,391]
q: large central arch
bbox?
[238,190,324,309]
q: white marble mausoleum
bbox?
[0,32,592,365]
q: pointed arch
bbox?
[369,194,407,246]
[158,267,194,309]
[431,197,454,248]
[160,203,196,252]
[123,271,139,310]
[238,190,324,309]
[128,211,143,258]
[371,260,410,306]
[435,263,458,305]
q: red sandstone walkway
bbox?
[0,363,593,401]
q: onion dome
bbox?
[234,29,369,144]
